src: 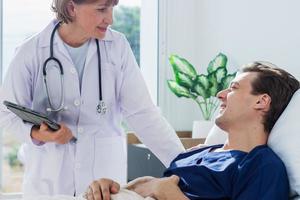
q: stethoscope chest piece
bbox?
[97,100,107,114]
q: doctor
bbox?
[0,0,184,196]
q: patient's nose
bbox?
[217,89,228,101]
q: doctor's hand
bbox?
[31,122,74,144]
[84,178,120,200]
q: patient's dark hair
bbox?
[242,62,299,133]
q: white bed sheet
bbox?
[5,189,154,200]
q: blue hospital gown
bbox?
[164,144,289,200]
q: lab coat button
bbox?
[74,99,81,106]
[78,127,84,133]
[70,68,76,74]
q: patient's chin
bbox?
[215,118,228,132]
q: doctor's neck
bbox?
[58,23,90,47]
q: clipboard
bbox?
[4,100,60,130]
[3,100,77,143]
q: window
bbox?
[112,3,140,65]
[0,0,142,194]
[1,0,53,193]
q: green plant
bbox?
[5,144,23,168]
[111,5,140,65]
[167,53,237,120]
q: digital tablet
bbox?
[3,100,60,131]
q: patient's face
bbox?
[215,72,260,131]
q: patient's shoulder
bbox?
[240,145,286,169]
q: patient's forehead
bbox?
[230,72,258,88]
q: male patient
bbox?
[85,62,300,200]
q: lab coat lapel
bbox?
[85,40,97,68]
[55,35,74,64]
[39,20,73,64]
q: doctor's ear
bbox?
[66,1,76,17]
[254,94,271,111]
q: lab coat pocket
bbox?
[22,143,65,195]
[21,144,45,178]
[93,135,127,185]
[22,144,53,195]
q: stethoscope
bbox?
[43,21,107,115]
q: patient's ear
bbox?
[254,94,271,111]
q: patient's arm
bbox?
[86,176,189,200]
[186,143,208,152]
[125,176,155,190]
[130,175,189,200]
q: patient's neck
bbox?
[222,125,268,153]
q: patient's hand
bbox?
[125,176,155,191]
[131,175,189,200]
[85,178,120,200]
[186,143,208,152]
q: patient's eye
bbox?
[229,82,239,90]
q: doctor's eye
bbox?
[97,7,107,12]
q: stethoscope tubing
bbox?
[43,21,106,114]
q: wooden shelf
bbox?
[127,132,206,149]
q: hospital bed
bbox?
[3,130,299,200]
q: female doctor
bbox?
[0,0,184,196]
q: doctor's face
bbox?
[215,72,260,132]
[71,0,114,39]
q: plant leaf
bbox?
[175,72,194,88]
[207,73,219,97]
[207,53,228,73]
[215,67,227,83]
[192,83,210,98]
[167,80,195,98]
[169,55,197,79]
[195,74,210,90]
[221,72,237,90]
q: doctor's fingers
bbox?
[53,130,73,144]
[51,126,73,144]
[90,179,120,200]
[86,186,95,200]
[40,122,50,131]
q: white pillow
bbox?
[205,89,300,195]
[204,124,227,145]
[268,89,300,196]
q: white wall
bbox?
[159,0,300,131]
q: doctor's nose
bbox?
[104,6,114,25]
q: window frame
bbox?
[0,0,3,192]
[140,0,159,104]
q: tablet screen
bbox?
[3,101,60,131]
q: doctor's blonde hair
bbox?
[52,0,119,23]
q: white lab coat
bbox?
[0,20,184,196]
